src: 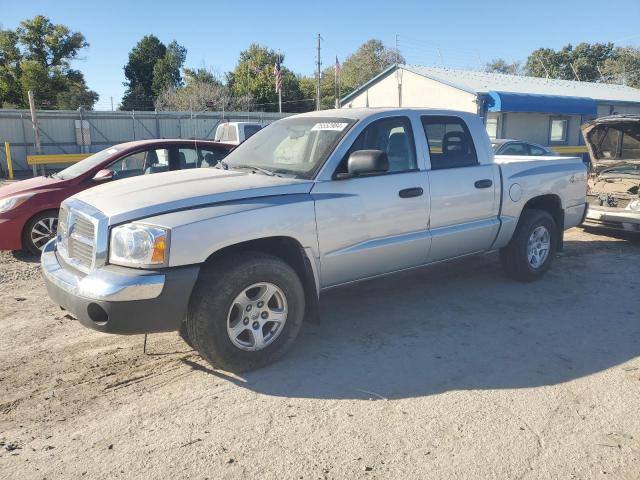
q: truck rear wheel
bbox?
[500,209,557,282]
[186,252,305,372]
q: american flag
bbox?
[274,60,283,94]
[335,56,341,74]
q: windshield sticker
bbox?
[311,122,348,132]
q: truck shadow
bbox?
[219,240,640,400]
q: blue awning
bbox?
[486,91,597,115]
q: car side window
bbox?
[530,145,547,156]
[422,116,478,170]
[337,116,417,175]
[501,142,528,156]
[108,148,170,178]
[177,147,199,169]
[199,147,229,168]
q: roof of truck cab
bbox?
[293,107,476,121]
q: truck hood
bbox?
[582,115,640,174]
[71,168,314,223]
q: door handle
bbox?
[399,187,424,198]
[474,179,493,189]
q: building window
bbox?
[549,118,568,143]
[485,117,499,139]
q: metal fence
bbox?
[0,109,290,175]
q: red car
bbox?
[0,139,233,254]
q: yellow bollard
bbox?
[4,142,13,180]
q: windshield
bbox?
[222,117,355,179]
[601,164,640,176]
[54,147,121,180]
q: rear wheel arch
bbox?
[520,194,564,250]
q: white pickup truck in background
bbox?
[214,121,262,145]
[42,108,588,371]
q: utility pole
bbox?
[395,34,402,107]
[27,90,42,176]
[110,96,114,111]
[316,34,322,111]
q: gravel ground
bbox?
[0,227,639,479]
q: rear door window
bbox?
[500,142,528,155]
[422,116,478,170]
[530,145,548,156]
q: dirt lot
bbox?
[0,227,639,480]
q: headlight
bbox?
[627,199,640,212]
[0,193,34,213]
[109,224,169,267]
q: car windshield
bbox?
[53,147,121,180]
[222,117,355,179]
[601,164,640,176]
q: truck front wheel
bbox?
[500,209,557,282]
[186,253,305,372]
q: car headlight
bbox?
[109,224,169,267]
[627,199,640,212]
[0,193,34,213]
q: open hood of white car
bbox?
[582,115,640,174]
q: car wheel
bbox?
[500,209,557,282]
[23,210,59,255]
[186,252,305,372]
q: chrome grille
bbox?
[57,200,106,273]
[74,215,95,239]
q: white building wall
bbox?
[343,69,478,113]
[501,112,583,146]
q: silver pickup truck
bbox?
[42,108,587,371]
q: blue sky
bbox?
[2,0,639,109]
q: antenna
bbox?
[536,54,550,79]
[316,34,322,111]
[570,63,581,81]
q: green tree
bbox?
[602,47,640,88]
[340,39,404,95]
[0,29,22,106]
[121,35,187,110]
[151,40,187,96]
[227,43,305,112]
[484,58,521,75]
[121,35,166,110]
[524,43,615,81]
[0,15,97,109]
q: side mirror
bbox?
[345,150,389,177]
[92,169,114,182]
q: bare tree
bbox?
[155,69,254,112]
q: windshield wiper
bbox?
[232,165,278,177]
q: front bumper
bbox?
[584,206,640,232]
[41,240,200,334]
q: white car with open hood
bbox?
[582,115,640,232]
[41,108,587,371]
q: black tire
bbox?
[186,252,305,372]
[22,210,59,255]
[178,323,194,349]
[500,209,557,282]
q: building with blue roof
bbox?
[339,65,640,155]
